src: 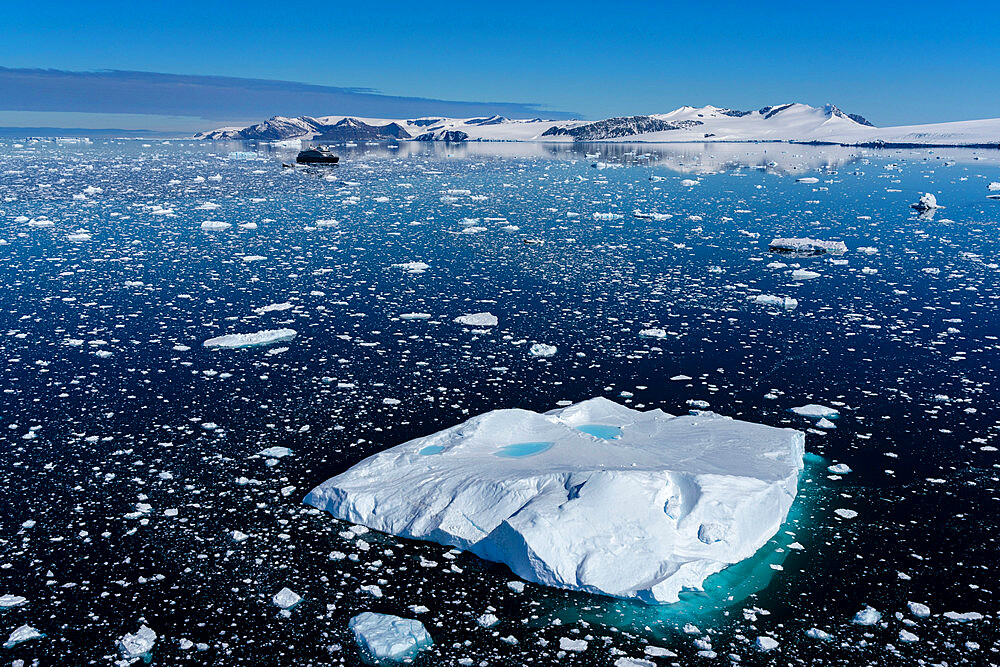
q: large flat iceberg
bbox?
[305,397,805,603]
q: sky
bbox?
[1,0,999,132]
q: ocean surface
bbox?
[1,138,999,665]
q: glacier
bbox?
[305,397,805,604]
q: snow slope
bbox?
[305,397,805,604]
[197,103,1000,146]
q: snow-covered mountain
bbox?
[197,103,1000,147]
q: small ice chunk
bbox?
[911,193,941,211]
[0,594,27,608]
[907,601,930,618]
[752,295,798,310]
[559,637,588,652]
[638,328,667,339]
[755,636,779,651]
[477,613,499,628]
[118,625,156,662]
[4,625,44,649]
[200,220,232,231]
[348,612,433,662]
[943,611,983,622]
[805,627,833,641]
[827,463,851,474]
[529,343,557,357]
[272,587,302,610]
[203,329,296,349]
[790,404,839,419]
[454,312,498,327]
[769,237,847,254]
[851,606,882,625]
[257,446,291,459]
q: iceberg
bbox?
[768,238,847,255]
[203,328,296,349]
[348,612,433,662]
[306,397,805,604]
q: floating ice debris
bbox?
[752,295,798,310]
[791,269,820,280]
[560,637,588,652]
[477,613,499,628]
[769,238,847,254]
[816,418,836,429]
[908,601,931,618]
[4,625,43,649]
[391,261,429,273]
[529,343,557,357]
[615,659,656,667]
[257,446,291,459]
[400,313,432,320]
[852,606,882,626]
[203,329,296,349]
[454,312,498,327]
[638,328,667,339]
[989,182,1000,191]
[254,302,292,315]
[306,397,805,604]
[943,611,983,622]
[755,636,779,651]
[66,231,92,242]
[827,463,852,474]
[0,594,27,609]
[680,179,699,187]
[348,612,433,662]
[118,625,156,662]
[805,628,833,641]
[796,177,819,183]
[790,404,839,419]
[272,587,301,610]
[899,629,919,643]
[912,193,942,211]
[200,220,232,231]
[834,508,858,519]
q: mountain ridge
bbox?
[196,103,1000,148]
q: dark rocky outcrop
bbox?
[541,116,702,140]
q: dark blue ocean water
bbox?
[1,138,998,665]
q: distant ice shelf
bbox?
[305,397,805,604]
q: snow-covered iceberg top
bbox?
[768,238,848,255]
[305,397,805,604]
[348,612,433,662]
[203,328,296,349]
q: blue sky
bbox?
[2,0,998,130]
